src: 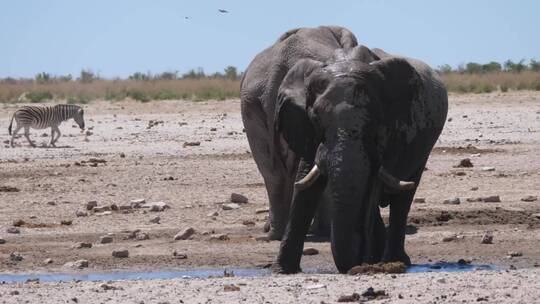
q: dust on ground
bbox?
[0,91,539,303]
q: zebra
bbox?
[8,104,85,147]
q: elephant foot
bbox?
[267,227,285,241]
[382,250,411,266]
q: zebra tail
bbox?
[8,113,14,135]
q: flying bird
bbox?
[218,9,229,13]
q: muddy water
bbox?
[0,263,499,283]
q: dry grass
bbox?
[1,71,540,103]
[0,79,241,103]
[441,71,540,93]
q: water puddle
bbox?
[0,263,499,284]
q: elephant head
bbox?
[275,47,421,273]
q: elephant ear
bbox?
[275,59,323,158]
[370,57,422,121]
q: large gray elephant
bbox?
[240,26,447,273]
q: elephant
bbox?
[240,26,448,274]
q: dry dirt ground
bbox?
[0,91,539,303]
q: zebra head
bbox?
[73,107,85,130]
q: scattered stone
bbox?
[481,231,494,244]
[337,293,360,302]
[119,152,126,158]
[141,201,170,212]
[413,197,426,204]
[521,195,538,202]
[304,284,326,290]
[93,206,111,213]
[207,211,219,217]
[112,249,129,258]
[442,234,457,242]
[222,203,240,210]
[86,201,98,210]
[436,212,453,222]
[210,233,230,241]
[74,242,92,249]
[10,252,23,261]
[88,158,106,164]
[135,232,150,241]
[12,219,25,227]
[75,210,88,217]
[100,283,121,291]
[149,216,161,224]
[130,198,146,208]
[255,208,269,214]
[455,158,474,168]
[9,290,20,296]
[61,219,73,225]
[303,247,319,256]
[43,258,53,264]
[530,213,540,219]
[47,201,57,206]
[223,284,240,292]
[96,211,112,216]
[470,186,479,191]
[100,235,114,244]
[508,251,523,257]
[481,166,495,172]
[436,278,446,284]
[183,141,201,147]
[230,193,249,204]
[254,236,269,242]
[466,197,483,202]
[7,227,20,234]
[0,238,6,244]
[172,251,188,259]
[242,220,255,226]
[457,258,471,265]
[0,186,20,192]
[443,197,461,205]
[482,195,501,203]
[174,227,195,240]
[361,287,388,301]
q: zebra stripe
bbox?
[8,104,85,147]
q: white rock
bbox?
[443,198,461,205]
[481,167,496,172]
[222,203,240,210]
[130,199,146,209]
[64,259,89,269]
[86,201,98,210]
[142,201,170,211]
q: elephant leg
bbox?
[275,160,327,273]
[265,176,295,240]
[363,179,386,264]
[382,166,424,265]
[241,98,296,240]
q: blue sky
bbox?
[0,0,538,78]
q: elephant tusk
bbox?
[378,167,416,191]
[294,164,320,191]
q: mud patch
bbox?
[348,262,407,275]
[410,208,540,228]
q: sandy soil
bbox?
[0,91,539,303]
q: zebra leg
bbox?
[52,127,61,146]
[49,127,56,147]
[23,127,35,147]
[10,126,22,147]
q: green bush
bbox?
[26,91,53,103]
[127,90,150,102]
